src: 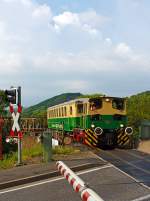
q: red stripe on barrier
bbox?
[76,184,82,192]
[66,173,70,180]
[82,191,90,201]
[62,168,66,175]
[70,178,75,186]
[58,165,62,171]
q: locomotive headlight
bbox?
[120,124,124,128]
[91,124,95,128]
[125,127,133,135]
[94,127,103,135]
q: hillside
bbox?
[22,93,82,117]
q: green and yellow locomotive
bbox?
[47,96,133,148]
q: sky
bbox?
[0,0,149,106]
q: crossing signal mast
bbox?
[5,86,22,165]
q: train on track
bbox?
[47,96,133,148]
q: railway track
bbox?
[95,148,150,188]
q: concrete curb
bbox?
[0,162,101,190]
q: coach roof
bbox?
[47,98,89,110]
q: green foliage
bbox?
[78,93,105,98]
[22,93,82,117]
[0,90,8,117]
[127,91,150,130]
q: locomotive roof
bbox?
[47,96,125,110]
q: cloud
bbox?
[32,4,52,19]
[52,10,109,35]
[114,42,132,57]
[0,0,149,105]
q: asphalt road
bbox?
[96,149,150,187]
[0,163,150,201]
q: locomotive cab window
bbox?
[89,98,102,111]
[112,99,124,110]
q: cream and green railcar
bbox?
[47,96,133,148]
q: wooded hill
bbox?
[22,91,150,130]
[22,93,82,117]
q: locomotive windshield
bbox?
[112,98,125,110]
[89,98,102,111]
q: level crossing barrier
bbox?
[56,161,104,201]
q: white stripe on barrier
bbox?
[56,161,104,201]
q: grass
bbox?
[52,145,80,155]
[0,136,80,169]
[0,152,17,169]
[22,136,43,161]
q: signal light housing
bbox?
[5,88,17,105]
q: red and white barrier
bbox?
[56,161,104,201]
[56,161,85,192]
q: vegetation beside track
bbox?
[0,136,81,169]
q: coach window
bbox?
[61,107,64,117]
[70,106,72,115]
[84,104,87,114]
[58,108,60,117]
[64,107,67,116]
[77,104,83,114]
